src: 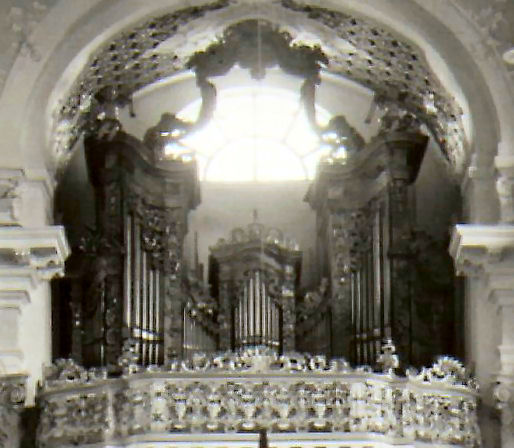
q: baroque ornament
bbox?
[38,345,480,447]
[53,1,467,174]
[0,376,26,448]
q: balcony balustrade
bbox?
[37,344,480,448]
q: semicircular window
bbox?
[176,86,330,182]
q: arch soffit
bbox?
[0,0,509,182]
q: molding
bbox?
[37,353,480,446]
[0,291,29,308]
[451,223,514,443]
[450,224,514,277]
[0,226,70,287]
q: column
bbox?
[386,142,415,365]
[0,169,69,403]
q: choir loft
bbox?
[0,2,513,448]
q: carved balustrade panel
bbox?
[37,353,480,447]
[0,374,26,448]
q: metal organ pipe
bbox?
[124,215,132,330]
[268,295,272,346]
[148,268,154,363]
[249,275,254,342]
[155,270,161,363]
[255,271,261,344]
[142,251,148,365]
[262,283,267,344]
[133,221,141,354]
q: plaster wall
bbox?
[17,282,52,404]
[415,140,462,240]
[466,276,502,446]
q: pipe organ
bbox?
[306,128,459,367]
[233,269,282,349]
[73,131,200,369]
[182,307,217,358]
[181,271,218,358]
[58,112,459,375]
[306,131,427,365]
[209,223,302,352]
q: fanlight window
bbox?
[174,87,331,181]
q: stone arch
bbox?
[0,0,510,222]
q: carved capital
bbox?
[0,226,70,288]
[450,224,514,278]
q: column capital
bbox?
[0,226,69,289]
[450,224,514,280]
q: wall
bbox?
[415,139,462,241]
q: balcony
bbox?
[37,346,480,448]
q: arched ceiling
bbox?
[54,0,468,173]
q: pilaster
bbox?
[460,154,498,224]
[0,168,69,406]
[450,224,514,446]
[0,226,69,404]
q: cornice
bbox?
[0,226,70,287]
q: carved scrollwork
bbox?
[43,359,107,390]
[37,348,481,446]
[0,376,26,448]
[129,198,182,274]
[407,356,478,391]
[297,278,329,325]
[332,208,372,280]
[213,222,299,251]
[376,339,399,375]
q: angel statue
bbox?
[301,75,365,160]
[144,75,217,160]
